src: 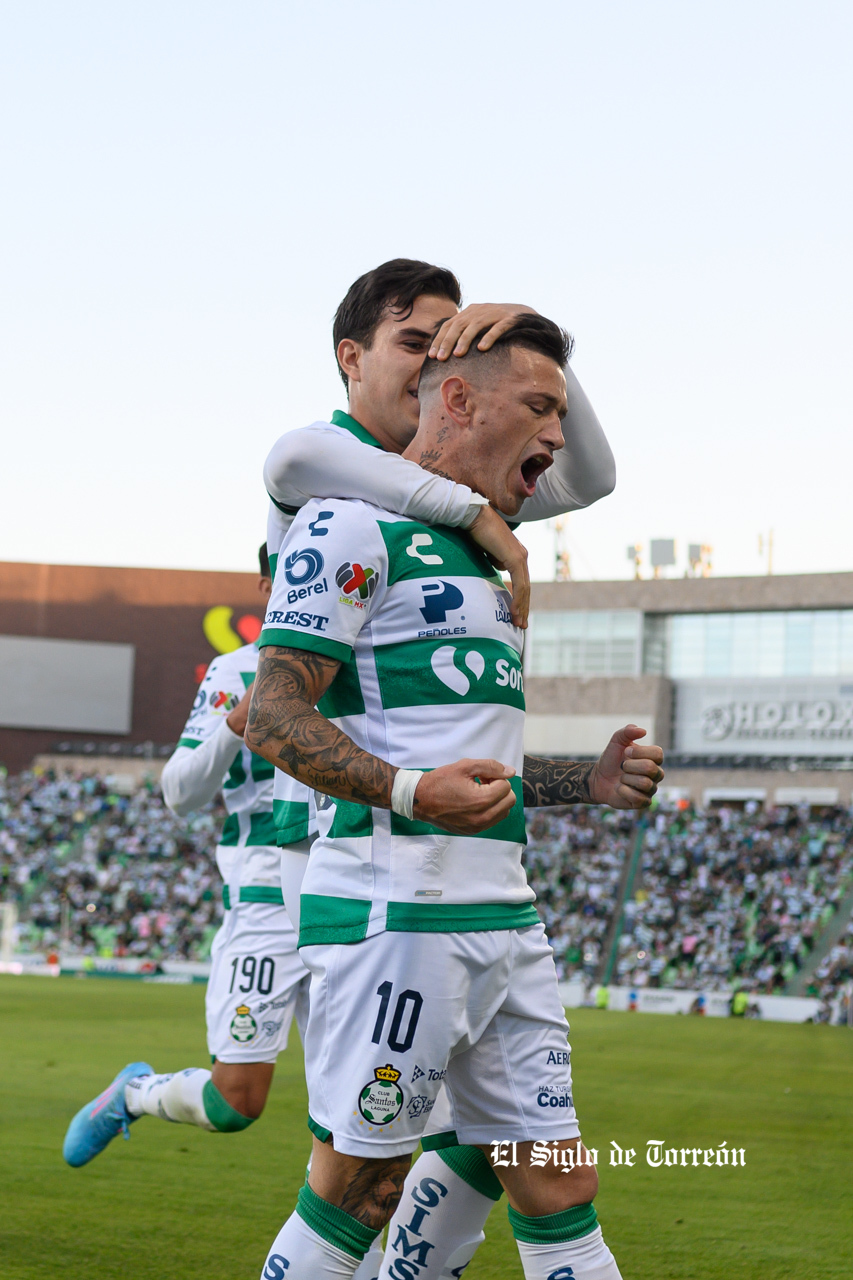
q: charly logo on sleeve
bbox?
[230,1005,258,1043]
[405,533,443,565]
[357,1064,404,1126]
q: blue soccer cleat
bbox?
[63,1061,153,1167]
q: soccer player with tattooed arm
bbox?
[246,313,664,1280]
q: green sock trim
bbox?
[508,1200,598,1244]
[420,1128,459,1151]
[438,1144,504,1201]
[201,1079,255,1133]
[296,1183,379,1260]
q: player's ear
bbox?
[337,338,363,386]
[440,375,473,428]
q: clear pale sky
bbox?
[2,1,851,583]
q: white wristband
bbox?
[391,769,424,821]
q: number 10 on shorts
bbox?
[371,981,423,1054]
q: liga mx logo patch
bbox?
[230,1004,257,1044]
[358,1064,403,1125]
[336,561,378,602]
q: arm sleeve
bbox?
[513,364,617,521]
[264,423,480,528]
[160,720,244,816]
[259,500,388,660]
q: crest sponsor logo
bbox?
[264,609,329,632]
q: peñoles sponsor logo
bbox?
[336,561,378,608]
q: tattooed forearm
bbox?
[522,755,595,807]
[338,1155,411,1230]
[245,646,396,808]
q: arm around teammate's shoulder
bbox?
[263,422,473,526]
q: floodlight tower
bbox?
[650,539,676,580]
[688,543,713,577]
[626,543,642,580]
[554,516,571,581]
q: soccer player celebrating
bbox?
[62,548,311,1160]
[246,314,665,1280]
[258,259,618,1277]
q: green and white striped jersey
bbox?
[259,497,538,947]
[263,409,478,850]
[174,643,281,896]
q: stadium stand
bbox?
[0,768,222,960]
[2,770,852,1015]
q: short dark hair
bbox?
[333,258,462,387]
[258,542,270,579]
[418,313,574,393]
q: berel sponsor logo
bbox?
[286,577,328,604]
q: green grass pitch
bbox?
[2,975,850,1279]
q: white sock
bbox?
[124,1068,217,1130]
[352,1237,386,1280]
[261,1213,361,1279]
[378,1151,494,1279]
[516,1226,622,1280]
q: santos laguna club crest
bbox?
[358,1064,403,1125]
[230,1004,257,1044]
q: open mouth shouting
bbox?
[519,450,554,497]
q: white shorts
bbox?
[301,922,579,1158]
[206,899,310,1064]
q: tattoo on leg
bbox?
[522,756,595,807]
[338,1155,411,1230]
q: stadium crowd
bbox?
[614,801,853,1001]
[0,768,222,960]
[2,769,852,1010]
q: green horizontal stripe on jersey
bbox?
[391,776,526,844]
[319,656,365,719]
[239,671,254,689]
[222,884,285,909]
[374,635,524,711]
[330,408,383,450]
[247,811,278,846]
[258,628,352,664]
[177,736,202,749]
[328,798,373,840]
[220,813,240,846]
[378,519,501,587]
[385,901,539,933]
[273,798,311,845]
[299,894,371,946]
